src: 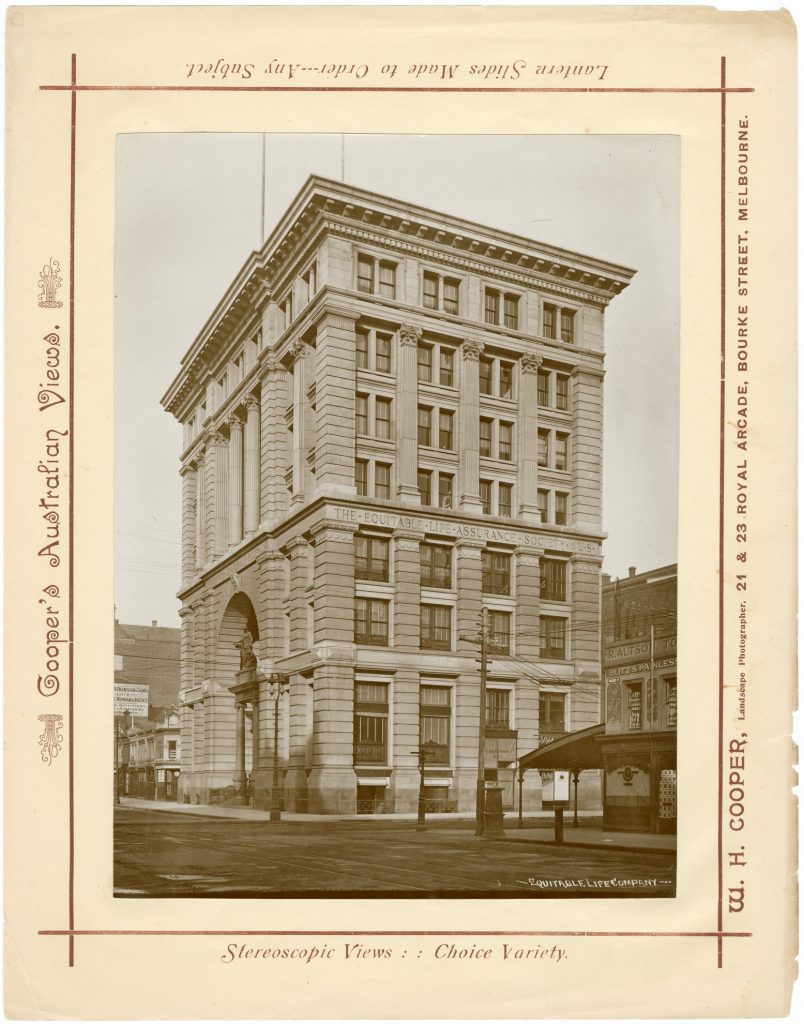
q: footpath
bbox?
[118,797,675,854]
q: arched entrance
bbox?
[214,593,260,806]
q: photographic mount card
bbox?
[4,5,797,1019]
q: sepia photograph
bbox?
[113,133,679,897]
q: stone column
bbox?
[258,358,288,527]
[307,522,358,813]
[455,539,484,654]
[518,354,542,521]
[227,415,244,547]
[515,547,542,660]
[314,309,358,496]
[570,366,605,530]
[458,338,484,513]
[243,394,260,535]
[286,536,311,654]
[180,463,196,584]
[194,449,205,570]
[209,430,229,557]
[290,339,308,506]
[393,529,424,651]
[396,325,422,505]
[251,697,260,773]
[233,702,248,804]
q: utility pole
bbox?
[475,608,488,836]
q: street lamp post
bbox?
[412,747,427,831]
[475,608,489,836]
[267,673,290,823]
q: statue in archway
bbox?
[235,627,257,670]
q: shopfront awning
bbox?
[518,723,605,773]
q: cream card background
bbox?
[4,5,797,1019]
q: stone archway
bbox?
[214,592,260,805]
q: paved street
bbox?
[114,807,675,898]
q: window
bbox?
[355,459,368,496]
[356,394,369,435]
[556,374,569,410]
[421,604,451,650]
[479,418,492,457]
[555,492,568,525]
[419,341,456,388]
[422,272,461,315]
[479,355,515,398]
[438,410,454,450]
[498,422,513,461]
[168,740,177,760]
[354,681,389,764]
[540,616,566,659]
[420,686,451,764]
[488,611,511,654]
[484,289,499,325]
[421,544,452,589]
[423,272,438,310]
[479,357,493,395]
[538,429,570,470]
[537,489,548,522]
[375,334,392,374]
[555,434,568,471]
[560,309,575,344]
[485,288,521,328]
[482,550,512,595]
[417,406,432,446]
[378,261,396,298]
[375,397,392,439]
[627,682,643,729]
[504,295,519,330]
[349,327,396,375]
[355,536,390,582]
[356,254,397,298]
[355,598,389,646]
[375,462,391,499]
[480,479,492,515]
[665,676,677,728]
[540,559,567,602]
[418,469,432,506]
[356,329,369,369]
[443,279,459,315]
[357,255,373,293]
[544,302,577,343]
[355,459,395,499]
[417,344,433,382]
[537,489,570,526]
[498,482,513,518]
[543,303,556,339]
[439,348,454,386]
[538,430,549,468]
[539,693,566,742]
[438,473,454,509]
[486,690,510,728]
[537,369,550,407]
[499,361,514,398]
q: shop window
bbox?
[354,681,389,765]
[420,685,451,764]
[627,682,643,729]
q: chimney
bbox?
[628,566,637,578]
[151,620,157,627]
[602,573,611,587]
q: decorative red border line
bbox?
[41,85,753,94]
[67,51,77,972]
[40,929,751,939]
[43,55,747,971]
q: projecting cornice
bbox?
[162,174,636,418]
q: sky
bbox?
[115,133,679,628]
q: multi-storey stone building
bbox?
[161,175,635,814]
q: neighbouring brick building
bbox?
[600,564,677,833]
[161,175,634,814]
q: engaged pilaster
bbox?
[396,325,422,505]
[227,414,244,547]
[243,394,260,535]
[458,338,484,513]
[518,354,542,521]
